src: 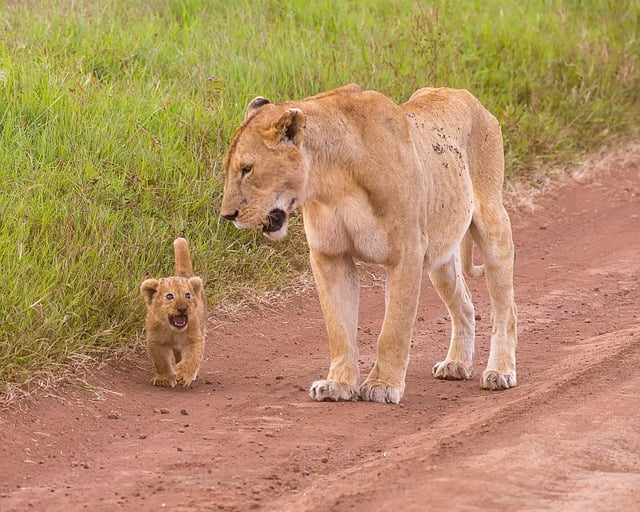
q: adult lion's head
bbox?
[220,97,308,241]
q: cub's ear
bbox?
[243,96,271,122]
[189,276,203,296]
[273,108,306,146]
[140,279,159,306]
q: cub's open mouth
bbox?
[169,315,188,329]
[263,209,286,233]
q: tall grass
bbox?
[1,0,638,396]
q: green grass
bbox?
[1,0,638,397]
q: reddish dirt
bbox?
[1,144,639,511]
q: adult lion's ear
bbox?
[273,108,305,146]
[243,96,270,122]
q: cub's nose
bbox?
[221,210,238,221]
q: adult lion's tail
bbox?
[174,237,194,277]
[461,230,484,278]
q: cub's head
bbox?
[140,276,203,331]
[220,97,308,241]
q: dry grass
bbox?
[505,138,640,213]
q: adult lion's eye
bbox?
[185,292,191,299]
[165,293,174,300]
[240,165,253,178]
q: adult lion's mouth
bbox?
[263,209,287,233]
[169,315,188,329]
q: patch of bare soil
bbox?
[1,143,639,511]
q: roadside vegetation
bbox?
[1,0,638,398]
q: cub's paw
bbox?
[175,367,198,388]
[152,375,177,387]
[359,379,403,404]
[481,370,517,390]
[432,360,473,381]
[175,375,196,387]
[309,380,359,402]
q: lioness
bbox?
[221,84,517,404]
[140,237,207,387]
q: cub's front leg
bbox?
[308,250,360,401]
[148,342,177,387]
[174,334,204,387]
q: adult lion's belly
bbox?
[421,166,474,272]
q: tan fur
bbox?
[140,238,207,387]
[221,84,518,403]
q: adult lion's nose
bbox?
[221,210,238,221]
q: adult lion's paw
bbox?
[359,379,403,404]
[432,360,473,381]
[481,369,517,390]
[309,380,359,402]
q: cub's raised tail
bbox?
[174,237,194,277]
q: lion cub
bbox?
[140,238,207,387]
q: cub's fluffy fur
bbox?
[140,238,206,387]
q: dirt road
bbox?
[1,144,639,511]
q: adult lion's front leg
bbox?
[308,249,361,401]
[360,251,424,404]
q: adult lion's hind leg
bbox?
[430,254,476,382]
[308,250,361,402]
[471,204,518,390]
[466,101,518,390]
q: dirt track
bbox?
[1,144,639,511]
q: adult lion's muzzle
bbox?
[220,210,238,222]
[219,206,290,241]
[263,209,286,233]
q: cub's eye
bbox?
[165,293,174,300]
[240,165,253,178]
[184,292,191,299]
